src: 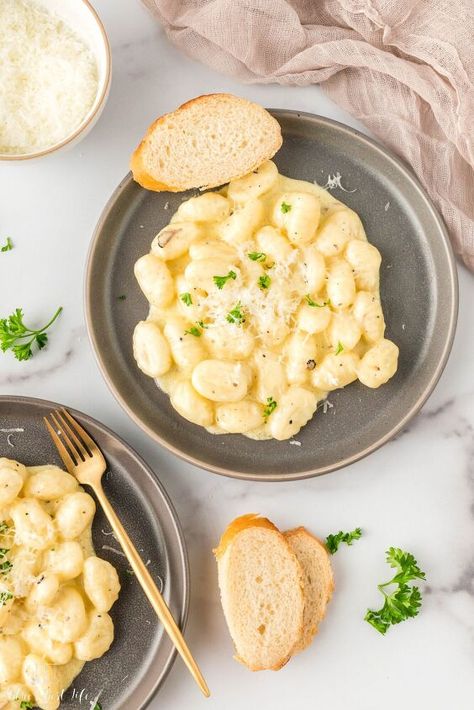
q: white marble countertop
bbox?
[1,1,473,708]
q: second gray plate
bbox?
[0,396,189,708]
[85,110,458,481]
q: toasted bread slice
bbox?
[130,94,282,192]
[284,527,334,652]
[214,514,304,671]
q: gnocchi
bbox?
[133,161,398,440]
[0,460,120,710]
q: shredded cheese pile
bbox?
[0,0,99,154]
[202,243,303,342]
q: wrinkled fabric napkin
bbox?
[143,0,474,271]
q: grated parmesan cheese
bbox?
[0,0,99,154]
[202,241,302,344]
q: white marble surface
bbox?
[1,1,473,708]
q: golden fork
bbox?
[44,407,210,698]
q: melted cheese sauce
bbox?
[133,162,399,441]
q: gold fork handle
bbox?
[92,482,210,698]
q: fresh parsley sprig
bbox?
[263,396,277,420]
[365,547,426,635]
[184,320,207,337]
[0,591,13,606]
[248,252,266,262]
[326,527,362,554]
[305,295,328,308]
[180,292,193,306]
[213,270,237,289]
[258,274,271,290]
[0,307,63,361]
[1,237,13,252]
[226,303,245,325]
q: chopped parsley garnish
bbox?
[325,527,362,554]
[0,522,9,535]
[1,237,13,252]
[263,396,278,420]
[365,548,426,635]
[180,292,193,306]
[0,591,13,606]
[185,325,201,337]
[0,559,12,575]
[226,303,245,325]
[92,703,102,710]
[20,702,34,710]
[213,270,237,289]
[305,295,327,308]
[0,307,63,361]
[335,341,344,355]
[280,201,291,214]
[258,274,271,290]
[248,252,266,262]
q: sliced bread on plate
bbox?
[214,514,304,671]
[284,527,334,651]
[130,94,282,192]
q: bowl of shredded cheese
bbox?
[0,0,111,160]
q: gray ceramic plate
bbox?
[0,395,189,709]
[85,110,458,481]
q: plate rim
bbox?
[84,109,459,482]
[0,393,190,708]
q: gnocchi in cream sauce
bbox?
[133,161,398,441]
[0,458,120,710]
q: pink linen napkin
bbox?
[143,0,474,271]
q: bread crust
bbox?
[130,93,282,192]
[284,527,334,651]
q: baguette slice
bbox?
[130,94,282,192]
[214,514,304,671]
[284,527,334,652]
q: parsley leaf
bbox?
[0,522,9,534]
[258,274,271,290]
[92,703,102,710]
[280,201,291,213]
[326,527,362,553]
[0,307,62,361]
[1,237,13,252]
[365,547,426,635]
[0,591,13,606]
[0,559,12,575]
[184,325,202,337]
[180,292,193,306]
[263,396,277,420]
[248,252,266,262]
[19,702,34,710]
[213,270,237,289]
[305,294,327,308]
[335,341,344,355]
[226,303,245,325]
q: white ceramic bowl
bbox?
[0,0,111,161]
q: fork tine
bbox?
[54,409,89,460]
[61,408,103,459]
[43,416,76,472]
[50,412,85,463]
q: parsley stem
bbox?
[21,306,63,335]
[8,306,63,340]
